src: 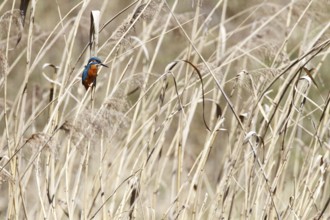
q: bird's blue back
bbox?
[82,65,89,82]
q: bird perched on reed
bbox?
[82,57,108,90]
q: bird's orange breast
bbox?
[88,64,98,77]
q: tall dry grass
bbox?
[0,0,330,219]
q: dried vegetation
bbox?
[0,0,329,219]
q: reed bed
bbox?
[0,0,329,219]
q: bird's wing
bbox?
[82,66,88,83]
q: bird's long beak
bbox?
[101,63,109,68]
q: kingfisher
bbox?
[82,57,109,90]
